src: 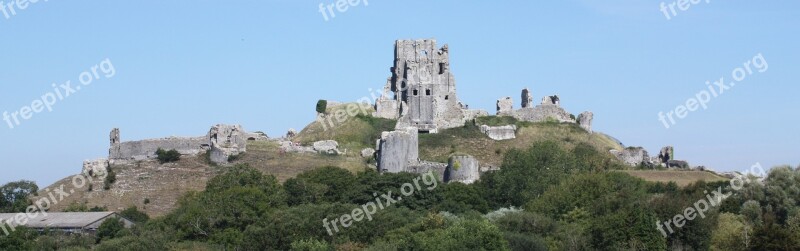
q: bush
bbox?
[103,168,116,190]
[97,218,125,241]
[120,206,150,224]
[316,100,328,114]
[156,148,181,163]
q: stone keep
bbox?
[374,39,467,133]
[377,127,419,173]
[445,155,480,184]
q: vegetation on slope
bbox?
[295,103,396,151]
[5,141,800,250]
[419,119,623,166]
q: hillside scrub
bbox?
[5,148,800,250]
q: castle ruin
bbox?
[108,124,249,165]
[374,39,486,133]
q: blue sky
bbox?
[1,1,798,186]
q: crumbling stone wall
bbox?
[406,161,447,181]
[496,97,514,116]
[109,124,247,165]
[208,124,247,164]
[445,155,480,184]
[376,127,419,173]
[513,104,575,123]
[611,147,652,167]
[109,132,209,163]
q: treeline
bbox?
[2,141,800,250]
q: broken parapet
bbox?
[497,89,576,123]
[577,111,594,133]
[445,155,480,184]
[480,125,517,140]
[513,104,575,123]
[377,127,419,173]
[108,124,248,165]
[541,95,560,105]
[209,124,248,165]
[496,97,514,116]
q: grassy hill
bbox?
[419,117,624,168]
[36,106,724,217]
[294,102,395,151]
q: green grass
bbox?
[295,103,396,150]
[419,122,624,167]
[618,170,729,187]
[475,116,518,126]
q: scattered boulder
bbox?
[480,125,516,140]
[82,159,109,177]
[361,148,376,158]
[278,140,315,154]
[313,140,340,155]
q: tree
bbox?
[0,180,38,213]
[156,148,181,163]
[97,218,125,241]
[316,100,328,114]
[120,206,150,224]
[0,226,37,250]
[710,213,749,251]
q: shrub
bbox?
[120,206,150,224]
[103,168,117,190]
[97,218,125,241]
[155,148,181,163]
[316,100,328,114]
[228,153,243,162]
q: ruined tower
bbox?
[374,39,469,133]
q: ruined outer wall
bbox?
[110,137,209,161]
[513,105,575,123]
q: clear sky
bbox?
[1,1,798,187]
